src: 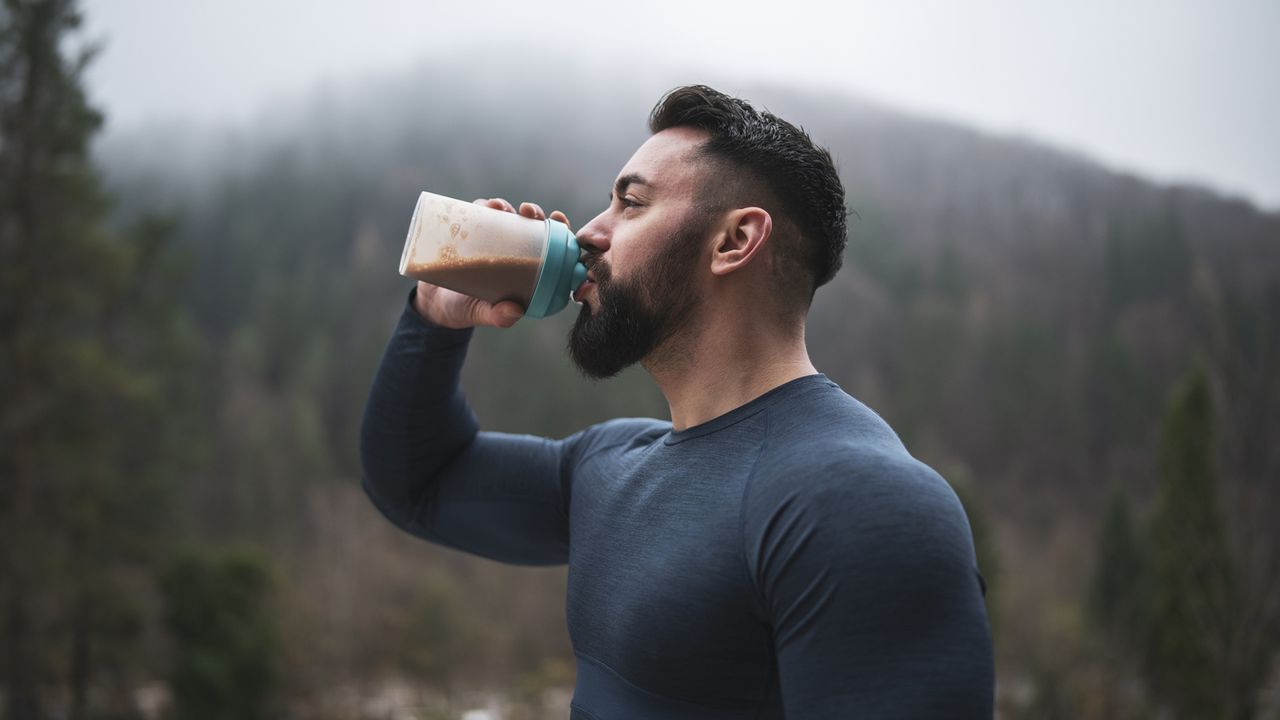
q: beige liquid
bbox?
[406,248,542,307]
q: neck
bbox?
[644,314,818,432]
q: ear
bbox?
[709,207,772,276]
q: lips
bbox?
[573,265,600,303]
[573,280,596,304]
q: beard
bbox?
[567,217,708,379]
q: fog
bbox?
[82,0,1280,211]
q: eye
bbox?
[608,192,643,213]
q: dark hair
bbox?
[648,85,848,306]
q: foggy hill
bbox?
[93,54,1280,692]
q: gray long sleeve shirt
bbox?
[360,290,995,719]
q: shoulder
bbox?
[762,378,909,457]
[750,379,957,515]
[742,393,979,588]
[746,444,972,550]
[741,447,982,621]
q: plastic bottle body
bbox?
[399,191,546,307]
[399,191,587,317]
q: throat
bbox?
[648,331,816,432]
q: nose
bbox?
[574,210,611,257]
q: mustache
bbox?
[581,251,610,282]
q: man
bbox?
[361,85,994,718]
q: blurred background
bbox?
[2,0,1278,718]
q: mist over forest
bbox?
[10,35,1279,718]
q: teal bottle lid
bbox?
[525,219,588,318]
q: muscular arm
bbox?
[744,453,994,718]
[359,288,580,565]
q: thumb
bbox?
[489,301,524,328]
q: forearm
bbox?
[360,287,478,519]
[359,287,574,565]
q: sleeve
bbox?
[359,287,586,566]
[743,453,994,718]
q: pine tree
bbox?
[1086,483,1152,715]
[1144,366,1236,718]
[161,548,280,720]
[1088,483,1145,646]
[1,2,198,717]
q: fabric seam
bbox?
[738,409,773,624]
[562,426,665,519]
[574,651,761,710]
[666,378,834,445]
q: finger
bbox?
[549,210,570,227]
[462,295,521,328]
[473,198,517,214]
[489,301,524,328]
[519,202,546,220]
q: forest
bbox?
[2,1,1279,718]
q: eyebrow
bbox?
[612,172,651,198]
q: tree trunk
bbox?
[5,5,52,718]
[69,592,92,720]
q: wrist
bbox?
[411,284,464,329]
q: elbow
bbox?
[358,412,388,500]
[358,384,478,507]
[360,471,417,532]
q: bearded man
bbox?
[361,85,994,719]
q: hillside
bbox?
[95,59,1280,716]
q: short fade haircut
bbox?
[648,85,848,309]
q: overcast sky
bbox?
[81,0,1280,211]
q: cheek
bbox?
[601,229,645,283]
[609,212,687,278]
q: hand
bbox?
[411,197,572,329]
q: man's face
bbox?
[568,127,718,379]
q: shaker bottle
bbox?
[399,191,589,318]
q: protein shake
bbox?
[399,191,587,318]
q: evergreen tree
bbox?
[1088,483,1145,647]
[1144,366,1236,718]
[1086,483,1153,715]
[1,2,198,717]
[161,547,280,720]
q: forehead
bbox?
[616,126,709,196]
